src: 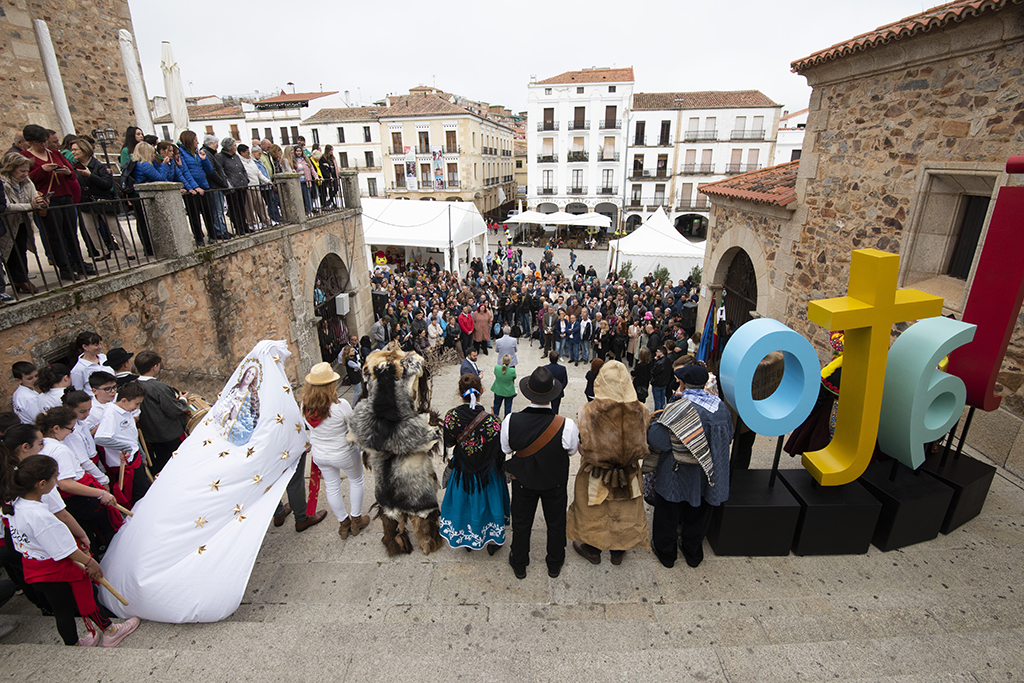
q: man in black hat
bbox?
[500,366,580,580]
[104,347,138,388]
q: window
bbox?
[572,169,583,188]
[633,154,644,174]
[264,128,273,142]
[631,184,642,202]
[601,169,613,188]
[654,183,665,204]
[684,149,697,170]
[705,117,716,133]
[420,163,430,185]
[290,127,299,143]
[680,182,693,206]
[445,130,456,152]
[472,132,476,147]
[734,116,747,133]
[656,154,668,176]
[230,124,240,140]
[702,149,713,169]
[577,86,584,94]
[161,125,171,141]
[367,178,377,196]
[790,149,802,161]
[747,148,760,169]
[311,129,319,145]
[394,165,404,187]
[542,170,553,188]
[337,127,345,143]
[281,127,290,145]
[391,131,403,153]
[687,117,699,133]
[364,151,374,168]
[363,126,372,143]
[447,163,458,183]
[608,85,616,93]
[251,128,259,141]
[542,108,554,131]
[634,121,645,146]
[418,131,429,153]
[516,160,522,168]
[339,152,349,168]
[660,121,671,145]
[752,115,765,133]
[544,88,552,95]
[205,125,214,136]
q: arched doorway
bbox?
[625,214,643,231]
[595,202,617,236]
[314,253,351,364]
[674,213,708,241]
[566,202,587,215]
[723,248,757,329]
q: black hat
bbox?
[104,347,133,368]
[676,364,709,387]
[519,366,564,404]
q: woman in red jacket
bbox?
[20,124,92,282]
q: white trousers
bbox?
[313,446,365,523]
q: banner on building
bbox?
[404,146,417,191]
[432,146,445,190]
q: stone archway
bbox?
[702,224,771,333]
[299,233,357,378]
[314,253,351,363]
[722,248,757,328]
[674,213,708,241]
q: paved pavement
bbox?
[2,244,1023,681]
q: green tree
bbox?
[690,265,703,284]
[618,259,635,281]
[653,264,671,285]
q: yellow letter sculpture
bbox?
[804,249,943,485]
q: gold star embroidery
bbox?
[275,414,284,424]
[219,451,229,458]
[204,418,212,426]
[246,447,255,458]
[172,450,178,457]
[280,450,290,460]
[209,480,221,492]
[236,515,247,522]
[304,442,311,451]
[252,475,263,485]
[272,355,281,363]
[203,439,212,447]
[264,485,273,493]
[232,504,244,516]
[197,545,206,555]
[294,423,302,433]
[283,386,291,394]
[194,516,208,528]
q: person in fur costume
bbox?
[567,360,651,566]
[347,342,444,556]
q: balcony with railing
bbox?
[726,163,761,174]
[502,175,513,183]
[598,152,620,162]
[632,136,647,147]
[568,119,590,131]
[730,129,766,140]
[537,153,558,163]
[680,163,715,174]
[628,197,671,209]
[598,186,619,195]
[447,179,460,188]
[599,119,621,130]
[657,136,672,146]
[536,186,557,195]
[567,186,588,195]
[501,150,512,157]
[676,198,710,210]
[443,145,460,154]
[388,148,406,156]
[537,121,559,131]
[683,129,718,142]
[391,179,406,190]
[567,151,589,162]
[416,146,431,155]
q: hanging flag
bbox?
[696,295,716,363]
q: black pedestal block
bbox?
[778,469,882,556]
[921,452,996,534]
[860,460,955,551]
[707,469,800,556]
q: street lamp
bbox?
[90,127,119,170]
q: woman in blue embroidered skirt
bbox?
[439,373,510,554]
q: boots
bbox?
[338,517,351,539]
[349,514,370,537]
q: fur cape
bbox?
[576,398,650,500]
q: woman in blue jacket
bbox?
[177,131,216,244]
[128,142,172,256]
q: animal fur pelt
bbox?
[575,398,650,501]
[349,342,443,555]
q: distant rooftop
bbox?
[537,67,635,85]
[303,107,381,123]
[698,161,800,207]
[254,90,338,105]
[632,90,779,111]
[153,104,241,124]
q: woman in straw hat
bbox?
[566,360,651,566]
[301,362,369,539]
[438,373,509,553]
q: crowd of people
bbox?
[1,124,343,300]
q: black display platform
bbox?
[859,459,955,551]
[921,452,997,534]
[778,469,882,556]
[707,469,800,556]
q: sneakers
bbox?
[77,628,99,647]
[101,617,140,647]
[0,293,14,304]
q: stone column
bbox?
[339,169,361,210]
[276,173,306,226]
[136,182,194,260]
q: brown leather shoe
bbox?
[573,540,601,565]
[349,514,370,536]
[610,550,625,566]
[295,510,326,532]
[273,503,291,527]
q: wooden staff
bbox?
[118,461,125,490]
[137,431,156,483]
[112,502,133,518]
[74,561,128,606]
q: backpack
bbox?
[118,160,137,196]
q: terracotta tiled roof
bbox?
[792,0,1022,72]
[632,90,779,110]
[537,67,634,85]
[379,94,475,117]
[254,90,337,104]
[513,140,528,155]
[780,108,809,121]
[698,161,799,207]
[303,107,381,123]
[153,104,242,124]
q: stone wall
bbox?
[700,5,1024,476]
[0,0,143,143]
[0,209,373,405]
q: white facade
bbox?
[241,92,346,147]
[301,109,385,198]
[774,107,808,166]
[526,69,634,231]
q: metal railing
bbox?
[598,153,620,162]
[536,186,557,195]
[657,137,672,146]
[417,146,431,155]
[567,151,589,162]
[443,145,461,154]
[726,163,761,174]
[730,130,766,140]
[292,178,346,218]
[628,197,670,207]
[388,148,406,156]
[567,186,588,195]
[537,121,559,131]
[676,199,710,210]
[598,186,619,195]
[680,163,715,174]
[633,136,647,146]
[502,175,513,183]
[537,154,558,163]
[683,129,718,141]
[448,179,461,188]
[568,120,590,130]
[599,119,622,129]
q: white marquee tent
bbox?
[361,198,487,275]
[608,208,706,281]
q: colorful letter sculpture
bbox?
[803,250,943,485]
[720,319,821,436]
[878,317,977,469]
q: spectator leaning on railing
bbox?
[69,138,113,261]
[0,153,45,297]
[130,142,173,256]
[252,144,280,225]
[200,134,229,239]
[217,138,249,235]
[177,131,215,245]
[237,144,271,230]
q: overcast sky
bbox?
[132,0,939,114]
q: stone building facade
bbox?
[0,0,145,143]
[698,0,1024,476]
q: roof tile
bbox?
[152,104,241,124]
[698,161,799,207]
[632,90,779,110]
[379,94,473,117]
[303,106,381,123]
[537,68,634,85]
[254,90,337,104]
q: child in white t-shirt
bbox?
[35,364,71,413]
[93,382,147,506]
[11,361,40,426]
[69,331,107,397]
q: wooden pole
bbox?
[138,429,153,468]
[113,502,133,517]
[74,561,128,606]
[118,461,125,490]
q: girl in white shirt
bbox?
[301,363,368,539]
[35,364,71,413]
[1,454,139,647]
[69,331,107,397]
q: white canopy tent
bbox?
[565,213,612,229]
[504,210,551,225]
[361,198,486,276]
[608,208,706,281]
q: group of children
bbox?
[0,331,190,647]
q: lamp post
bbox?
[91,127,118,170]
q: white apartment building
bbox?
[302,107,385,198]
[627,91,782,240]
[526,67,634,230]
[242,90,344,147]
[774,107,808,166]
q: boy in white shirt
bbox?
[62,391,110,485]
[84,371,118,434]
[12,361,40,425]
[93,381,148,506]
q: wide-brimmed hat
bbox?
[103,347,133,368]
[594,360,638,403]
[305,362,340,386]
[519,366,563,403]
